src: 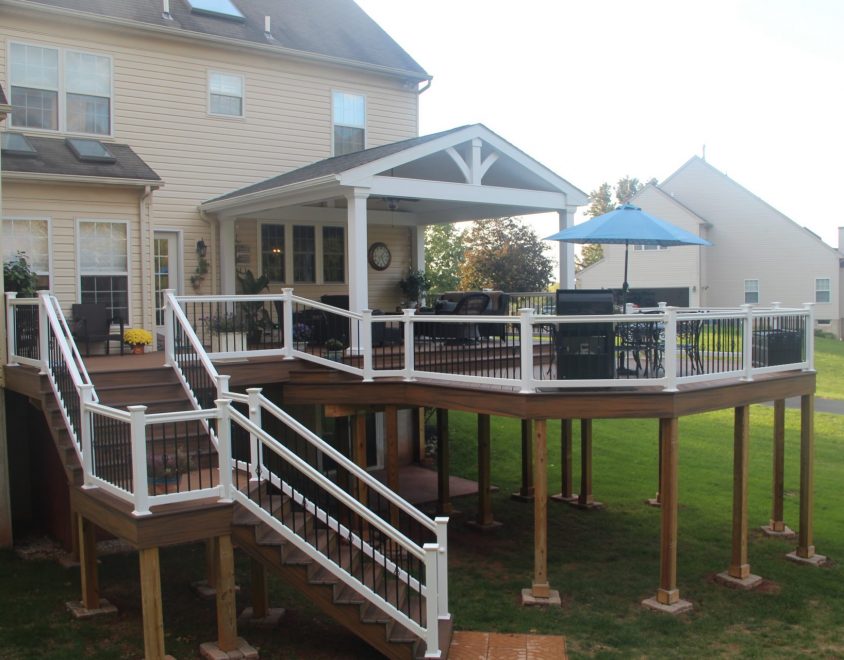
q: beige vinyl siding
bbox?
[0,10,419,303]
[3,181,143,324]
[661,159,839,327]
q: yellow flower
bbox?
[123,328,153,346]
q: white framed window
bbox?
[744,279,759,304]
[2,217,51,288]
[261,223,285,282]
[633,244,667,251]
[322,226,345,283]
[78,220,129,322]
[293,225,316,283]
[332,91,365,155]
[815,278,831,304]
[258,222,345,285]
[208,71,244,117]
[9,41,112,135]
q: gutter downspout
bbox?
[0,103,14,547]
[139,186,154,334]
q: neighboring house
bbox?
[0,0,431,332]
[577,156,841,336]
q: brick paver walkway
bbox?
[449,631,566,660]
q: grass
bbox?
[1,342,842,658]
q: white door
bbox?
[153,232,181,327]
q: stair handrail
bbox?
[225,404,443,654]
[46,293,98,403]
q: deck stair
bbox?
[231,489,449,660]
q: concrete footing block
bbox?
[550,493,578,503]
[786,551,827,567]
[466,519,503,533]
[641,597,693,614]
[199,638,258,659]
[238,606,286,629]
[65,599,118,619]
[192,580,241,599]
[714,571,763,590]
[760,524,796,539]
[520,588,561,607]
[510,492,535,503]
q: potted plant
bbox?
[324,338,345,361]
[236,269,271,345]
[206,312,249,353]
[147,448,187,494]
[3,251,38,297]
[123,328,153,354]
[399,268,431,308]
[293,322,312,351]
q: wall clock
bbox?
[368,242,391,270]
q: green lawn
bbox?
[0,344,842,658]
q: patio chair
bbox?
[70,303,125,356]
[441,292,490,341]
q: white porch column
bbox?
[558,208,576,289]
[219,218,237,295]
[346,189,370,314]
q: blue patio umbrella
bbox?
[545,204,711,304]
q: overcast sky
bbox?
[355,0,844,248]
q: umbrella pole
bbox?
[622,240,630,309]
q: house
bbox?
[577,156,841,337]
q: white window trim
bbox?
[7,40,114,137]
[258,221,347,285]
[331,89,367,156]
[75,219,132,324]
[815,277,831,304]
[207,69,246,119]
[744,278,759,305]
[2,216,53,280]
[322,225,347,284]
[633,244,668,251]
[257,221,286,284]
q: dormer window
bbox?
[9,42,111,135]
[187,0,244,21]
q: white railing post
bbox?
[5,292,17,365]
[402,308,416,381]
[741,303,754,381]
[282,288,294,359]
[361,309,374,382]
[37,290,50,374]
[216,374,230,399]
[662,307,678,391]
[518,308,534,393]
[423,543,441,658]
[804,303,815,371]
[247,387,262,481]
[434,516,450,621]
[215,399,234,502]
[163,288,176,366]
[79,384,95,488]
[129,405,151,516]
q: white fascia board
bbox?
[3,171,163,188]
[367,175,568,210]
[0,0,431,84]
[200,176,342,216]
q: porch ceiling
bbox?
[200,124,588,224]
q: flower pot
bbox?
[211,331,247,353]
[293,341,308,352]
[131,344,145,355]
[325,350,344,362]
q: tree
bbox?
[424,223,463,294]
[457,217,553,292]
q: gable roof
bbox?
[6,0,429,81]
[2,134,162,184]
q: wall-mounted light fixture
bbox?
[196,239,207,258]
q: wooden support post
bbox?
[574,419,602,509]
[715,406,762,589]
[206,538,218,588]
[521,420,560,606]
[763,400,793,537]
[413,407,426,464]
[139,547,166,660]
[251,559,268,620]
[386,405,400,527]
[512,419,535,501]
[468,413,500,531]
[642,418,691,613]
[354,413,368,505]
[787,394,826,566]
[78,515,99,610]
[215,535,238,653]
[70,509,81,564]
[647,435,663,507]
[552,419,576,502]
[436,408,452,516]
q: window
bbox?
[261,224,285,282]
[79,221,128,322]
[209,72,243,117]
[633,244,667,251]
[322,227,345,283]
[3,218,50,288]
[9,42,111,135]
[815,278,831,304]
[293,226,316,282]
[187,0,244,20]
[332,91,365,155]
[744,279,759,304]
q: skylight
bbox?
[186,0,245,21]
[1,133,37,157]
[66,138,116,163]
